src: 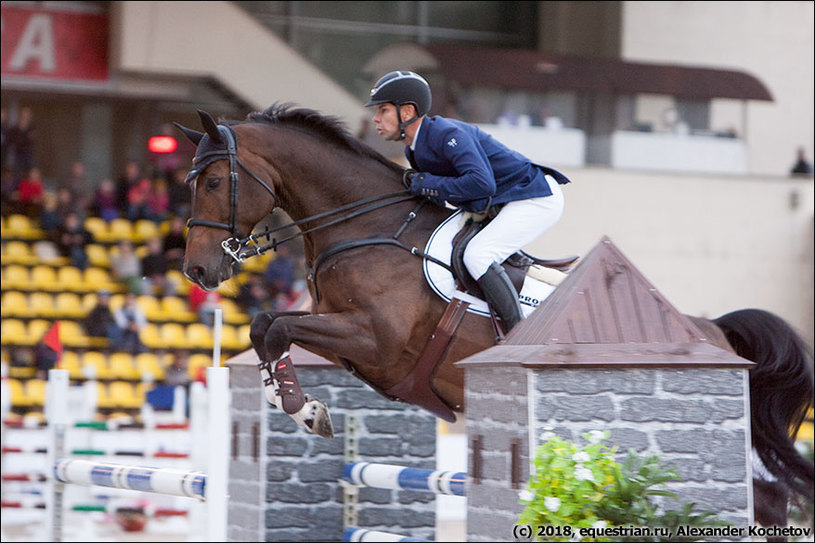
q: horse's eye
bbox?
[205,177,221,191]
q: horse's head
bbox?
[175,110,279,290]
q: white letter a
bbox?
[10,14,55,73]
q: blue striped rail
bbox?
[343,462,466,496]
[343,527,431,542]
[53,459,206,499]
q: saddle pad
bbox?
[423,210,556,318]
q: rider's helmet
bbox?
[365,71,432,139]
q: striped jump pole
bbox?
[343,527,431,542]
[343,462,466,497]
[52,459,206,498]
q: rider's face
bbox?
[372,103,402,141]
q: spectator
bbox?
[111,240,144,294]
[83,290,117,341]
[56,211,92,270]
[90,178,119,221]
[237,273,274,318]
[1,166,17,215]
[164,349,191,388]
[112,293,148,353]
[146,178,170,223]
[62,161,92,216]
[127,177,152,221]
[263,244,295,297]
[162,215,187,271]
[13,166,45,216]
[188,283,222,327]
[39,192,62,238]
[0,106,10,171]
[55,186,75,222]
[167,167,191,218]
[790,147,814,176]
[116,161,144,214]
[141,237,177,296]
[7,106,36,181]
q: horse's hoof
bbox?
[303,397,334,439]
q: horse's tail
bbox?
[714,308,814,503]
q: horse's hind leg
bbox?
[250,311,334,438]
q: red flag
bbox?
[41,321,62,363]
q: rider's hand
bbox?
[402,168,417,189]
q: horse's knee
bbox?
[250,313,276,352]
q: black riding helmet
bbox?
[365,71,432,140]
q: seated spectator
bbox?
[1,166,17,215]
[90,178,119,221]
[790,147,814,176]
[188,283,222,327]
[14,166,45,216]
[162,215,187,271]
[62,161,92,217]
[127,177,152,221]
[141,237,177,296]
[116,161,143,215]
[39,192,62,238]
[145,178,170,223]
[168,167,191,219]
[56,211,92,270]
[111,240,144,294]
[111,293,148,353]
[83,290,117,338]
[164,349,191,388]
[237,273,274,318]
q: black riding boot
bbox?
[477,261,523,334]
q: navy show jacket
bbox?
[406,115,570,212]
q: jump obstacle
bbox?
[41,309,230,542]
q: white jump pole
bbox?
[206,308,229,542]
[46,368,70,542]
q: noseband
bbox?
[184,123,280,261]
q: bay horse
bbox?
[175,105,812,528]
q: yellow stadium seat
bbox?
[1,319,30,346]
[86,244,110,268]
[84,267,122,293]
[30,265,59,291]
[161,323,189,350]
[84,217,108,241]
[109,219,135,242]
[54,292,86,319]
[160,296,196,322]
[133,220,160,243]
[27,292,55,318]
[27,319,52,345]
[6,214,43,240]
[139,323,162,350]
[7,379,30,407]
[96,381,116,409]
[220,324,250,351]
[1,291,30,318]
[186,323,213,350]
[2,265,30,290]
[81,351,114,380]
[188,354,213,380]
[166,270,190,295]
[220,298,251,325]
[56,266,85,292]
[59,319,92,348]
[3,240,36,265]
[58,351,84,380]
[109,380,142,409]
[25,379,47,407]
[136,295,163,321]
[135,352,166,381]
[109,352,140,380]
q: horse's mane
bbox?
[239,103,402,174]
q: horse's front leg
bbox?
[249,310,378,439]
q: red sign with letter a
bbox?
[1,5,109,81]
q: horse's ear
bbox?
[173,122,204,145]
[197,109,223,144]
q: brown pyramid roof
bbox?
[458,236,752,369]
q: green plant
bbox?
[518,431,728,542]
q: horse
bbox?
[175,104,813,529]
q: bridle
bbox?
[184,123,280,260]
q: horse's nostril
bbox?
[185,265,205,283]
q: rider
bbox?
[365,70,570,334]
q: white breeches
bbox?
[463,175,564,279]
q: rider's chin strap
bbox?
[396,104,421,141]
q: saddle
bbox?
[450,214,578,298]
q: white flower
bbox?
[518,488,534,502]
[540,428,556,442]
[592,520,608,529]
[575,466,594,482]
[587,430,605,444]
[544,496,561,512]
[572,451,590,463]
